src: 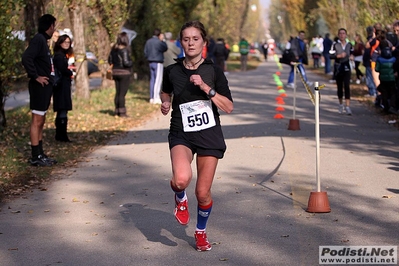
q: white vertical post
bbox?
[292,64,297,120]
[314,82,321,192]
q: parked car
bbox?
[67,51,99,76]
[85,52,99,75]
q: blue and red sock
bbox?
[196,201,213,230]
[170,181,186,201]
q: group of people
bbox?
[327,22,399,115]
[22,13,399,255]
[284,20,399,116]
[22,15,234,253]
[22,14,74,167]
[364,22,399,115]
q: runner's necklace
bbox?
[184,57,203,68]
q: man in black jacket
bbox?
[322,33,333,75]
[22,14,57,166]
[213,38,229,72]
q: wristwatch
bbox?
[208,88,216,98]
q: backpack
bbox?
[279,49,296,65]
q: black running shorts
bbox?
[29,79,53,111]
[168,125,227,159]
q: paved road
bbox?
[1,60,398,265]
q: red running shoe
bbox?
[194,230,212,251]
[174,196,189,225]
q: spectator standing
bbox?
[310,35,323,68]
[108,32,133,117]
[375,40,397,114]
[144,28,167,104]
[392,20,399,111]
[238,37,249,71]
[213,38,229,72]
[353,33,365,84]
[394,20,399,48]
[163,32,181,67]
[175,37,185,58]
[22,14,57,167]
[262,41,269,61]
[330,28,354,115]
[286,30,312,88]
[366,23,383,90]
[323,33,334,79]
[385,24,398,48]
[363,26,377,97]
[224,41,230,74]
[207,36,216,62]
[160,20,233,252]
[53,34,74,142]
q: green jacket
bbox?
[376,56,396,82]
[239,39,249,55]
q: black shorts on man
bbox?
[29,80,53,112]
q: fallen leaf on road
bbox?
[382,195,394,198]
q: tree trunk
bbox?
[23,0,47,43]
[68,2,90,99]
[88,8,114,88]
[239,0,250,38]
[0,81,6,131]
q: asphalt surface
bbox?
[1,59,398,266]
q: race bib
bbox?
[179,100,216,132]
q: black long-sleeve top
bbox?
[22,32,53,83]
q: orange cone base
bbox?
[306,191,331,213]
[288,119,300,130]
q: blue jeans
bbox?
[365,66,376,96]
[288,63,308,84]
[323,53,331,74]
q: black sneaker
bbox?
[42,154,57,164]
[29,155,53,167]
